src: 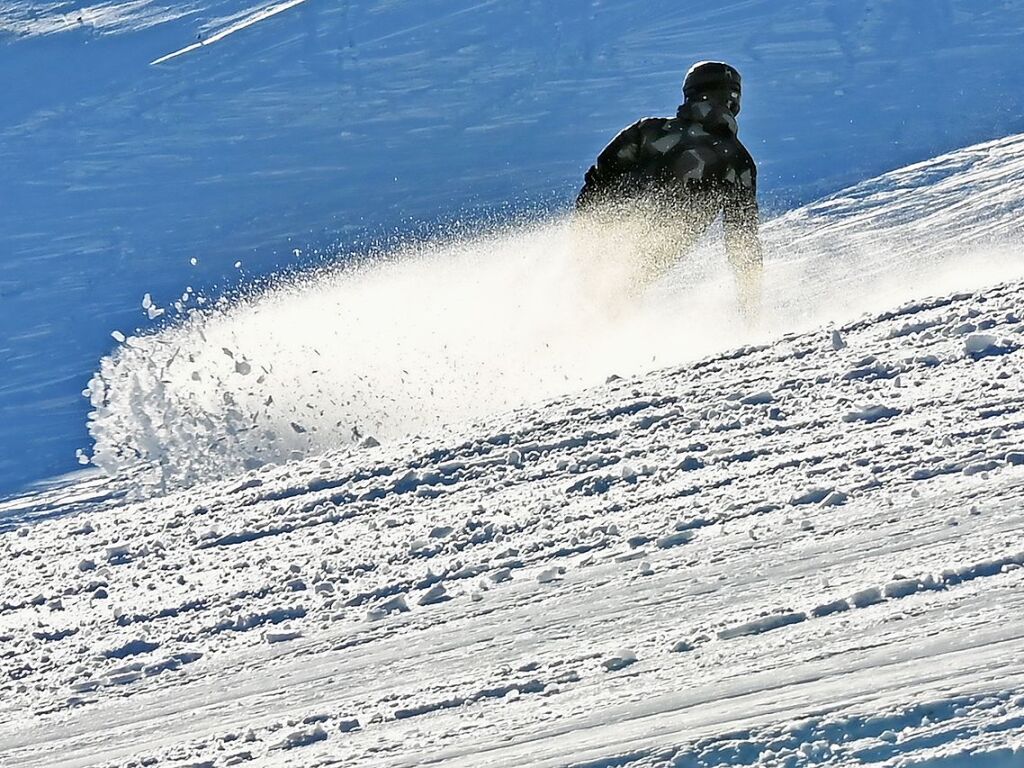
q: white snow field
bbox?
[3,138,1024,767]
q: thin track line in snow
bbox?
[149,0,309,66]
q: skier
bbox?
[576,61,762,318]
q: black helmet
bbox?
[683,61,742,102]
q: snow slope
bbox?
[81,133,1024,492]
[3,275,1024,767]
[4,0,1024,492]
[3,137,1024,766]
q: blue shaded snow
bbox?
[2,0,1024,492]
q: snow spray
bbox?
[85,135,1024,490]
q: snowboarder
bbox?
[576,61,762,317]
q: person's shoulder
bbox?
[636,116,676,134]
[603,116,672,153]
[617,116,674,136]
[636,115,672,127]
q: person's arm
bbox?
[576,121,644,210]
[722,163,763,319]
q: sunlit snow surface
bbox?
[5,4,1024,764]
[84,134,1024,491]
[6,276,1024,767]
[2,136,1024,768]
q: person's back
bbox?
[576,62,762,317]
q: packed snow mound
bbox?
[759,132,1024,323]
[85,135,1024,491]
[5,274,1024,767]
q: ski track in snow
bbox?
[150,0,310,66]
[4,276,1024,766]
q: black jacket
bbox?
[577,100,761,272]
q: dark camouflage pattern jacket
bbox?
[576,100,761,272]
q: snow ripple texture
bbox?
[84,135,1024,491]
[5,270,1024,767]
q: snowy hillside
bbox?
[4,273,1024,767]
[4,130,1024,764]
[5,4,1024,765]
[78,132,1024,493]
[4,0,1024,492]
